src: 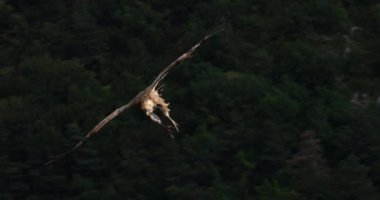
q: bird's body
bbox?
[45,25,224,167]
[139,84,178,133]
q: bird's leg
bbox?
[146,111,162,125]
[143,99,163,125]
[166,126,175,139]
[147,89,179,135]
[146,110,174,138]
[162,110,179,132]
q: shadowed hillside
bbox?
[1,0,379,199]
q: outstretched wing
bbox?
[149,25,224,89]
[45,99,137,167]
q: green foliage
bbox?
[331,155,378,200]
[0,0,379,199]
[255,180,301,200]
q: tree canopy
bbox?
[1,0,379,199]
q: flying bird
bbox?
[45,25,224,167]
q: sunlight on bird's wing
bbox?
[44,99,137,167]
[149,24,225,89]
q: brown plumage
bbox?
[45,26,224,167]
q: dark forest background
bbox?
[1,0,380,199]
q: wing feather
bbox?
[150,25,224,89]
[45,99,137,167]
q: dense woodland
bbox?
[1,0,380,199]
